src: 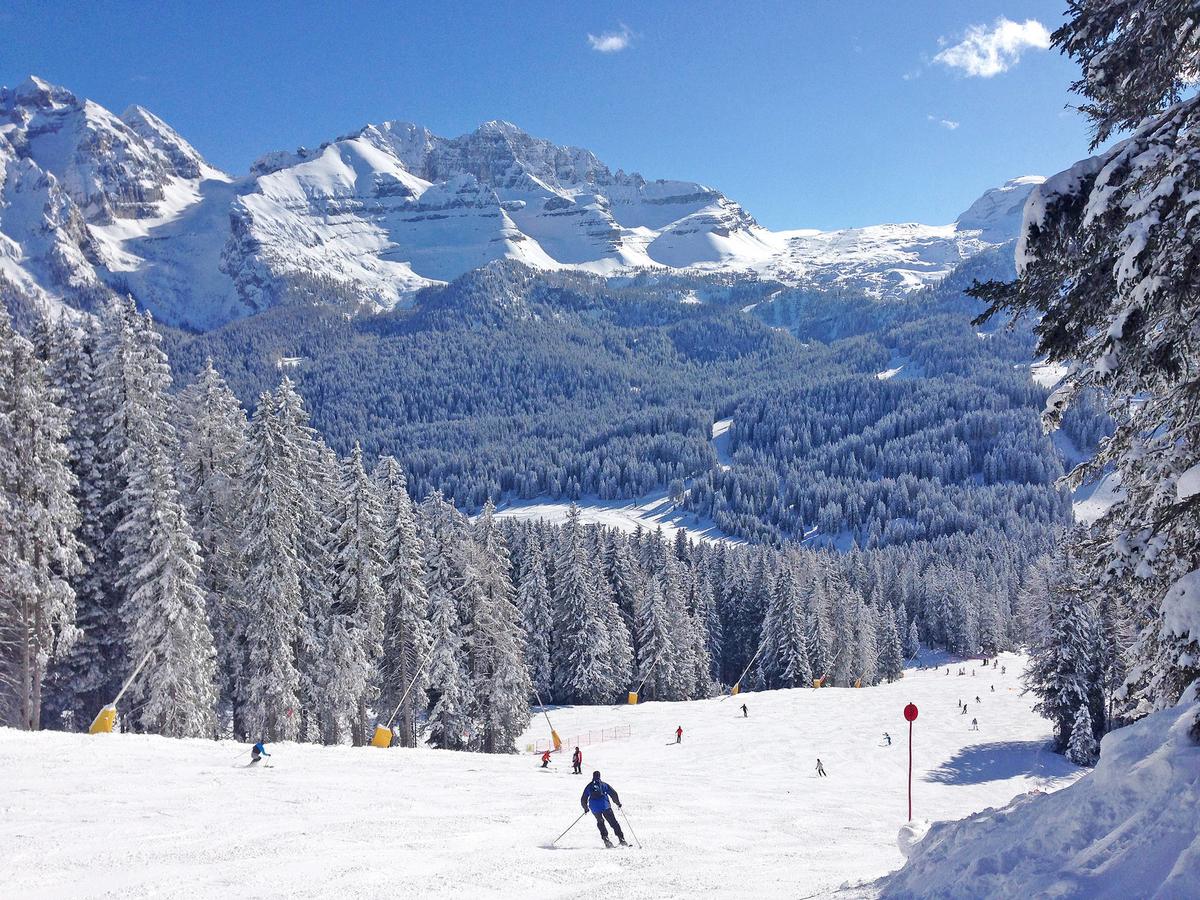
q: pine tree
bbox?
[516,536,553,700]
[273,378,334,741]
[324,444,387,745]
[972,1,1200,738]
[41,317,117,729]
[1025,549,1104,751]
[1066,703,1099,767]
[553,505,614,704]
[237,391,304,742]
[876,603,904,683]
[375,456,430,748]
[102,300,217,737]
[176,358,249,731]
[759,564,811,689]
[422,493,471,749]
[0,307,82,730]
[470,502,531,752]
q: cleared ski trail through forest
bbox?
[0,652,1079,898]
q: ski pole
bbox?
[551,810,588,846]
[618,805,642,849]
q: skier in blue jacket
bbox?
[580,770,628,847]
[250,741,270,765]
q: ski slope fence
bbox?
[528,724,632,754]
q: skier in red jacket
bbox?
[675,726,683,744]
[541,750,552,768]
[572,746,583,774]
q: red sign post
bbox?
[904,703,919,821]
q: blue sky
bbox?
[0,1,1091,230]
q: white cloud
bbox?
[927,114,960,130]
[934,18,1051,77]
[588,25,632,53]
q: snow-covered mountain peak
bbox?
[3,75,77,110]
[955,175,1045,241]
[0,77,1046,329]
[120,105,226,182]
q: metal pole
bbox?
[551,810,588,846]
[908,718,913,821]
[619,806,642,848]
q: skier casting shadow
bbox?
[581,770,628,848]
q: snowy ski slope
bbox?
[0,653,1078,898]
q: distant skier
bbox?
[572,746,583,775]
[580,770,628,848]
[961,706,968,715]
[971,718,979,731]
[975,696,981,703]
[675,726,683,744]
[815,758,827,777]
[541,750,552,769]
[741,704,748,718]
[1001,665,1007,675]
[250,740,270,765]
[883,732,892,746]
[991,685,995,692]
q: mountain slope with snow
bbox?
[0,653,1080,898]
[877,686,1200,899]
[1,77,1042,330]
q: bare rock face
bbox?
[0,76,1041,331]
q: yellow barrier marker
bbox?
[370,724,393,748]
[89,705,117,734]
[627,691,638,705]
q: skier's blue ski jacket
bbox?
[581,780,620,813]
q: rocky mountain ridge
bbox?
[0,76,1043,329]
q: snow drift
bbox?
[877,685,1200,899]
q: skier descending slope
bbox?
[581,771,628,848]
[250,741,270,766]
[572,746,583,775]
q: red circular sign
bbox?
[904,703,919,722]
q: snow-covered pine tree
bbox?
[470,502,531,752]
[759,563,812,689]
[971,1,1200,738]
[1025,547,1104,751]
[374,455,431,748]
[805,577,832,683]
[41,316,118,729]
[0,306,82,730]
[176,358,249,732]
[597,553,635,699]
[421,492,471,749]
[553,505,614,704]
[691,573,722,684]
[516,534,553,700]
[324,444,387,745]
[273,378,334,741]
[104,300,218,737]
[875,602,904,683]
[904,617,920,662]
[855,593,878,687]
[237,391,305,741]
[829,585,858,687]
[1066,702,1099,767]
[635,570,676,700]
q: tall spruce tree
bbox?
[0,307,82,730]
[972,1,1200,738]
[375,456,431,747]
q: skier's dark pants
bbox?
[593,808,624,842]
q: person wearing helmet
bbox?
[580,770,628,848]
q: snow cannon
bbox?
[628,691,639,705]
[89,704,117,734]
[731,683,740,696]
[552,730,563,752]
[370,724,394,748]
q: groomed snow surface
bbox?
[2,653,1082,898]
[876,685,1200,899]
